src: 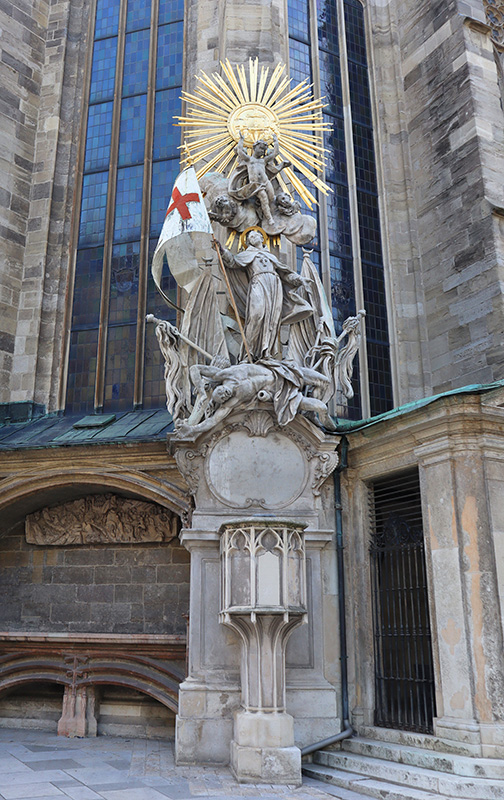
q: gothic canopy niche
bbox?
[25,494,178,546]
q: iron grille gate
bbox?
[369,469,436,734]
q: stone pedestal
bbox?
[172,408,341,776]
[58,686,98,738]
[220,520,307,784]
[231,711,300,784]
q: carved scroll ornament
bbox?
[26,493,177,545]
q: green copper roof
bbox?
[0,409,173,451]
[335,379,504,434]
[0,380,502,451]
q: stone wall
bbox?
[0,524,190,634]
[0,0,49,403]
[369,0,504,399]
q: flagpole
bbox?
[212,235,253,364]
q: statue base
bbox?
[230,711,301,785]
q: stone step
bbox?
[341,736,504,779]
[303,763,451,800]
[356,725,477,756]
[309,749,504,799]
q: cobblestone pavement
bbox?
[0,729,351,800]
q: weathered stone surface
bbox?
[25,494,177,545]
[0,525,190,635]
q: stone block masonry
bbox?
[0,525,190,634]
[0,0,49,403]
[393,1,504,392]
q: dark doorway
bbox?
[369,469,436,734]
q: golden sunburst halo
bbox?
[176,59,331,209]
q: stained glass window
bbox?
[79,173,108,246]
[89,38,118,103]
[288,0,393,417]
[95,0,120,39]
[67,0,183,413]
[156,23,184,89]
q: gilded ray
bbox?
[177,58,331,208]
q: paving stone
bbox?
[99,789,173,800]
[0,784,65,800]
[26,759,87,771]
[0,770,68,787]
[58,788,104,800]
[88,783,146,792]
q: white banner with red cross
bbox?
[151,167,213,304]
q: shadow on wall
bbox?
[0,682,176,739]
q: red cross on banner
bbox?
[166,186,200,220]
[151,166,213,300]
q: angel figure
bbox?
[228,133,291,225]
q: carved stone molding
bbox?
[25,493,177,545]
[484,0,504,46]
[173,408,340,527]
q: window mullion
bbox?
[133,0,160,409]
[58,0,99,411]
[336,0,371,419]
[94,0,128,412]
[308,0,331,301]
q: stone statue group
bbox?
[148,133,365,441]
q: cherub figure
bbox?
[228,133,290,225]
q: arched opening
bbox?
[0,681,177,739]
[0,681,64,733]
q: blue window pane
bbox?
[288,0,310,43]
[326,182,352,256]
[150,159,180,237]
[330,254,355,331]
[104,324,136,410]
[126,0,151,32]
[89,38,117,103]
[72,247,104,328]
[362,260,389,341]
[95,0,120,39]
[289,38,311,85]
[324,114,346,185]
[348,60,372,127]
[153,89,182,159]
[110,241,140,324]
[66,328,99,415]
[353,123,378,194]
[156,22,183,89]
[123,29,150,96]
[319,50,342,117]
[357,191,382,263]
[79,172,108,245]
[367,339,393,416]
[158,0,184,24]
[84,102,113,172]
[317,0,339,55]
[114,165,144,242]
[344,0,368,67]
[118,95,147,166]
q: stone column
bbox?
[417,434,504,757]
[58,686,98,738]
